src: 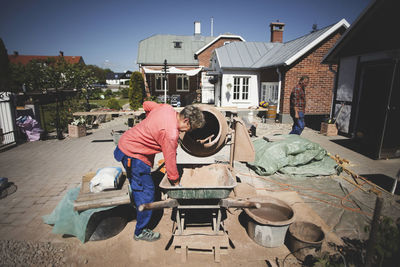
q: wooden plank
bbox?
[173,230,229,248]
[73,194,131,211]
[73,172,132,211]
[75,181,129,202]
[73,111,142,116]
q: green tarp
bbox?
[42,187,114,243]
[247,135,338,176]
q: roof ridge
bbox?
[250,43,283,67]
[284,22,336,45]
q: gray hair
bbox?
[180,105,205,130]
[299,75,310,82]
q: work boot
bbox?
[134,229,160,242]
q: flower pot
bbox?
[68,124,86,138]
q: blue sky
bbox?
[0,0,371,72]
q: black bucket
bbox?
[286,221,325,262]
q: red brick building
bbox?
[8,51,85,65]
[209,19,349,125]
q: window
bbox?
[260,82,279,103]
[233,77,250,101]
[176,74,189,91]
[155,74,168,91]
[174,41,182,48]
[223,41,230,45]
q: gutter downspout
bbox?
[276,68,282,116]
[328,64,337,119]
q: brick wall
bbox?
[281,29,344,115]
[197,37,243,67]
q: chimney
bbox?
[194,21,201,35]
[13,51,18,56]
[59,51,64,57]
[270,21,285,43]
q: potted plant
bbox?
[68,116,86,137]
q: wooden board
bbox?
[172,228,229,263]
[73,172,131,211]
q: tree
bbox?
[86,65,111,84]
[8,57,96,93]
[129,71,144,110]
[9,63,25,92]
[0,38,10,91]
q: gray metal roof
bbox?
[137,34,215,65]
[216,22,344,69]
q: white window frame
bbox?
[232,76,250,101]
[260,82,279,103]
[155,74,168,92]
[176,74,189,92]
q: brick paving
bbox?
[0,115,129,242]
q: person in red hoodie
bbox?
[114,101,205,241]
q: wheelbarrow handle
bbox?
[138,199,179,211]
[219,198,261,209]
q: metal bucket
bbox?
[179,105,228,157]
[244,197,295,247]
[287,221,325,261]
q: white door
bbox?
[201,72,215,104]
[260,82,279,103]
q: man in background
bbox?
[289,76,309,135]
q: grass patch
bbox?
[88,98,129,108]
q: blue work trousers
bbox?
[114,146,154,236]
[289,111,305,135]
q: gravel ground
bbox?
[0,240,71,266]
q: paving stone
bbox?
[35,196,51,205]
[0,213,23,224]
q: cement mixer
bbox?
[179,104,255,163]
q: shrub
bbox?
[104,88,113,99]
[107,98,121,110]
[120,87,129,98]
[129,72,144,110]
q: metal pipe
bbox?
[276,68,282,115]
[328,64,338,119]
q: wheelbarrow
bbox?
[138,163,260,263]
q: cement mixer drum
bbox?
[179,105,229,157]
